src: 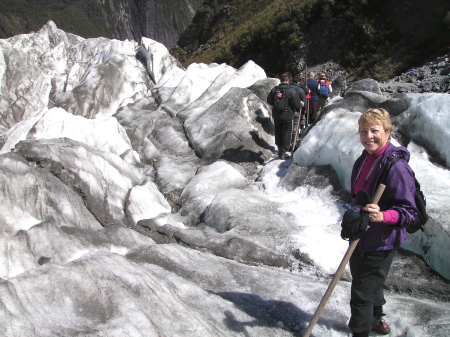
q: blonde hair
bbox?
[358,108,393,141]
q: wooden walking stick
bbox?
[291,67,309,152]
[306,96,310,127]
[301,184,386,337]
[291,108,302,152]
[305,66,310,126]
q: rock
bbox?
[299,61,348,97]
[379,54,450,96]
[344,78,382,95]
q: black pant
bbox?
[308,100,318,124]
[274,118,293,154]
[348,250,396,334]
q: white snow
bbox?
[0,22,449,337]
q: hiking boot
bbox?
[372,315,391,335]
[279,151,291,160]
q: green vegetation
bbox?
[173,0,305,75]
[172,0,450,81]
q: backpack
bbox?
[273,87,289,112]
[383,157,429,234]
[319,82,330,98]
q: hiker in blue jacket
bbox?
[348,108,418,337]
[317,73,332,113]
[306,71,319,124]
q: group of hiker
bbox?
[267,71,332,159]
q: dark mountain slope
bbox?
[171,0,450,81]
[0,0,203,47]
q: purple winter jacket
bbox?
[351,142,418,253]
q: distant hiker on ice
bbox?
[306,71,319,125]
[267,72,301,160]
[317,72,332,113]
[347,108,418,337]
[291,75,307,131]
[289,75,306,149]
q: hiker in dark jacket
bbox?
[267,72,301,159]
[348,108,418,337]
[306,71,320,124]
[291,75,307,131]
[297,76,309,98]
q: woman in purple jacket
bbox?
[348,108,417,337]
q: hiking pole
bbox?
[291,111,302,152]
[305,66,309,126]
[301,184,386,337]
[306,97,309,127]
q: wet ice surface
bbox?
[0,21,449,336]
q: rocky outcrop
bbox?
[126,0,204,47]
[299,54,450,99]
[379,54,450,96]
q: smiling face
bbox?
[359,123,391,155]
